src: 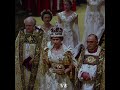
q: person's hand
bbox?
[81,72,90,81]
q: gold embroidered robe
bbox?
[15,28,45,90]
[78,46,105,90]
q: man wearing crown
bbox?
[40,26,78,90]
[77,34,105,90]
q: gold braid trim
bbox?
[63,51,73,80]
[42,47,50,75]
[19,30,26,90]
[28,30,44,89]
[78,48,85,68]
[94,48,105,90]
[74,48,85,88]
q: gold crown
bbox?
[50,26,64,37]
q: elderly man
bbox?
[77,34,105,90]
[15,16,44,90]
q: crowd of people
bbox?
[15,0,105,90]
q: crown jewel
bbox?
[50,26,64,37]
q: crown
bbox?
[41,9,53,16]
[50,26,64,37]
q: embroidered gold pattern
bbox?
[86,56,96,63]
[17,29,43,89]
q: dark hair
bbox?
[64,0,72,9]
[41,10,52,21]
[51,37,64,41]
[88,34,98,42]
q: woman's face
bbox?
[64,2,71,11]
[43,14,51,24]
[52,37,62,47]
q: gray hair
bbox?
[24,16,36,26]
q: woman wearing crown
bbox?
[39,26,78,90]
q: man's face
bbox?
[25,22,34,33]
[87,36,98,50]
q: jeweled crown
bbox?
[50,26,64,37]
